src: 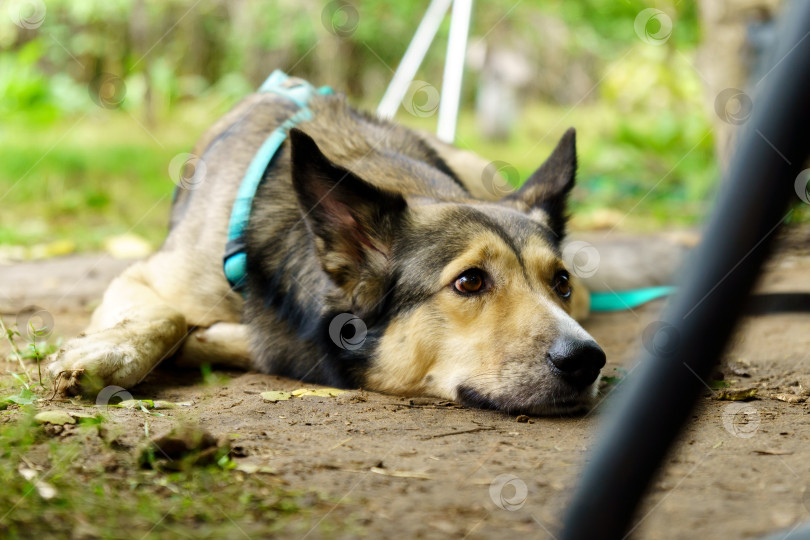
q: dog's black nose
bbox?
[547,338,606,389]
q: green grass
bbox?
[391,101,721,231]
[0,322,346,538]
[2,91,807,254]
[0,410,340,539]
[0,98,232,251]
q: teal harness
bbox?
[223,70,334,290]
[222,70,674,310]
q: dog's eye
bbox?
[552,270,572,299]
[453,269,487,295]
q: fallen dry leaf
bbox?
[153,400,192,409]
[715,388,758,401]
[291,388,346,398]
[234,463,276,474]
[34,411,76,425]
[261,388,346,402]
[117,399,191,410]
[753,449,794,456]
[771,393,806,404]
[260,391,292,403]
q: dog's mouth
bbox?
[455,385,596,416]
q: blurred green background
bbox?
[1,0,797,256]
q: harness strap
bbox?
[223,70,333,291]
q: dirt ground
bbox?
[1,228,809,539]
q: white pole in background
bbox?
[436,0,472,143]
[377,0,453,120]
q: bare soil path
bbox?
[1,230,809,539]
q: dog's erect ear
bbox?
[504,128,577,239]
[289,128,407,312]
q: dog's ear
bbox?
[504,128,577,239]
[289,128,407,312]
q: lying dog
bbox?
[48,74,605,415]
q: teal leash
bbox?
[589,286,676,312]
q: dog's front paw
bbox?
[49,367,87,396]
[47,331,149,396]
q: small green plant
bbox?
[200,363,231,387]
[1,315,59,408]
[1,372,36,409]
[22,320,59,383]
[1,315,32,381]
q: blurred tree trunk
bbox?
[310,0,363,97]
[129,0,154,128]
[344,39,364,98]
[696,0,782,170]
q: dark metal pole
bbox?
[560,1,810,538]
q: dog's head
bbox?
[289,127,604,415]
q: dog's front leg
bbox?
[173,322,253,370]
[47,261,188,395]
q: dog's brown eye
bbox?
[553,270,572,299]
[453,269,486,295]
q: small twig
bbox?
[18,453,37,471]
[420,426,496,440]
[28,322,43,384]
[329,437,354,451]
[0,316,31,382]
[48,371,64,401]
[369,467,431,479]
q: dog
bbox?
[47,74,606,415]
